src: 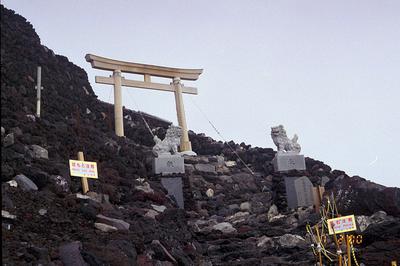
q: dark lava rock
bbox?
[327,175,400,216]
[59,241,86,266]
[1,4,399,266]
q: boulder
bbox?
[231,173,258,191]
[135,182,154,193]
[195,164,216,174]
[49,175,70,193]
[257,235,274,248]
[357,211,391,232]
[267,204,279,221]
[95,222,118,232]
[228,204,240,211]
[357,214,372,233]
[80,200,102,220]
[277,234,306,248]
[206,188,214,198]
[59,241,86,266]
[1,163,14,180]
[226,211,249,224]
[218,175,233,183]
[240,202,251,211]
[6,180,18,187]
[29,144,48,159]
[2,210,17,220]
[225,161,237,167]
[3,133,14,147]
[184,164,195,173]
[151,204,166,213]
[145,209,159,219]
[26,114,36,122]
[212,222,236,234]
[9,127,22,136]
[328,175,400,216]
[96,214,130,231]
[38,209,47,215]
[370,210,388,223]
[13,174,38,191]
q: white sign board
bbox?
[69,160,98,179]
[327,215,357,235]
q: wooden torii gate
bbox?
[85,54,203,152]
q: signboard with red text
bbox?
[69,160,98,179]
[327,214,357,235]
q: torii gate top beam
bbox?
[85,54,203,81]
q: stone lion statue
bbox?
[270,125,301,153]
[152,125,182,156]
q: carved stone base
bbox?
[161,177,184,209]
[272,152,306,172]
[153,155,184,175]
[284,176,314,208]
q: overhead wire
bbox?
[125,88,155,138]
[121,81,255,175]
[189,97,255,175]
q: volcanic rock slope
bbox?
[1,5,400,266]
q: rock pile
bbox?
[1,4,399,265]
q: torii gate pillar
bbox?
[85,54,202,152]
[173,77,191,151]
[113,70,124,137]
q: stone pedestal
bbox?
[272,152,306,172]
[284,176,314,208]
[153,155,184,175]
[161,177,184,209]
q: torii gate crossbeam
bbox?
[85,54,203,152]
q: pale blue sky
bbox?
[3,0,399,187]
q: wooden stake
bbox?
[313,186,325,213]
[331,224,343,266]
[78,151,89,193]
[347,235,352,266]
[314,225,323,266]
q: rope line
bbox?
[306,195,362,266]
[189,97,255,175]
[125,89,155,138]
[124,87,255,176]
[351,243,360,266]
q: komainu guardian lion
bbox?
[152,125,182,156]
[271,125,301,153]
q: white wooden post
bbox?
[113,70,124,137]
[78,151,89,193]
[173,77,192,152]
[35,66,43,117]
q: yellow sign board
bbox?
[69,160,98,179]
[327,215,357,235]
